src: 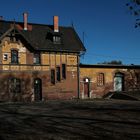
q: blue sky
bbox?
[0,0,140,65]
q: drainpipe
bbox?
[77,52,85,99]
[77,53,80,99]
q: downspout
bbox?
[77,53,80,99]
[77,51,85,99]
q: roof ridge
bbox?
[0,20,72,28]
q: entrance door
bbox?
[34,78,42,101]
[84,78,90,98]
[114,73,124,92]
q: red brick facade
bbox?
[0,70,78,101]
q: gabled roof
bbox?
[0,20,86,53]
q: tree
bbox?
[98,60,123,65]
[126,0,140,28]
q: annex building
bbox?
[80,64,140,99]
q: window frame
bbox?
[56,66,61,82]
[51,69,55,85]
[3,53,8,61]
[33,53,41,65]
[62,64,66,79]
[53,35,61,44]
[97,73,105,86]
[11,49,19,64]
[136,73,140,84]
[10,78,21,93]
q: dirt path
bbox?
[0,100,140,140]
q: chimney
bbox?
[23,12,28,30]
[53,16,59,32]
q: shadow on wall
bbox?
[0,74,11,101]
[125,70,140,91]
[0,73,33,102]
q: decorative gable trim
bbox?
[0,25,35,51]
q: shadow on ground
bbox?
[104,90,140,101]
[0,100,140,140]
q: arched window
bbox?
[10,78,21,93]
[11,50,18,64]
[84,77,90,83]
[97,73,104,86]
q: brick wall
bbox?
[80,67,140,99]
[0,39,79,101]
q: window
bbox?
[53,36,61,44]
[11,50,18,64]
[62,64,66,79]
[97,73,105,86]
[34,53,41,64]
[56,66,61,82]
[10,78,21,93]
[136,73,140,84]
[51,69,55,85]
[3,53,8,61]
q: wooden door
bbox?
[34,78,42,101]
[84,82,89,98]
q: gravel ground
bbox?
[0,99,140,140]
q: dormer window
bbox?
[53,36,61,44]
[46,32,62,44]
[34,53,41,64]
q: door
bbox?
[114,73,124,92]
[84,78,90,98]
[34,78,42,101]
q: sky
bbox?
[0,0,140,65]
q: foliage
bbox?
[126,0,140,28]
[98,60,123,65]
